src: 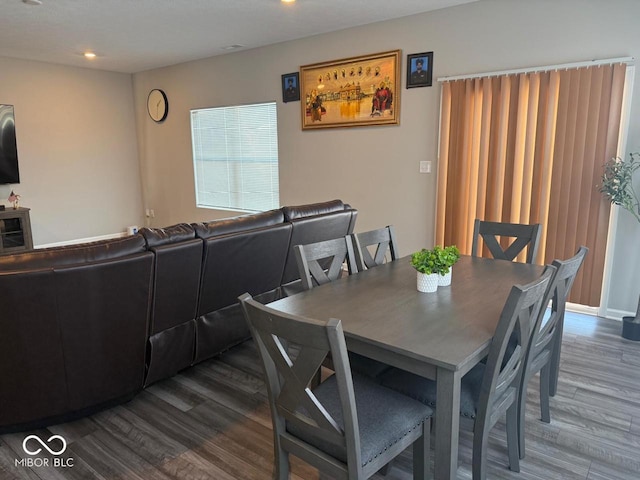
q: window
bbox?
[191,102,279,212]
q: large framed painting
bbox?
[300,50,401,130]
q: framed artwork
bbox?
[406,52,433,88]
[300,50,401,130]
[282,72,300,103]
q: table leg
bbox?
[435,367,461,480]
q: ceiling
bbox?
[0,0,477,74]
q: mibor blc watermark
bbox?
[15,434,74,468]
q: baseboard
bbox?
[603,308,635,321]
[565,302,633,321]
[35,232,128,249]
[566,302,599,316]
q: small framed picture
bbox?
[406,52,433,88]
[282,72,300,103]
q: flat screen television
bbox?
[0,104,20,184]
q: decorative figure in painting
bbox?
[371,81,393,117]
[311,91,323,122]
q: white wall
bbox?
[0,57,143,245]
[133,0,640,314]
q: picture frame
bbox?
[282,72,300,103]
[300,50,401,130]
[406,52,433,88]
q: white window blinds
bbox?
[191,102,279,212]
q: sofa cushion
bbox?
[0,235,147,271]
[140,223,195,248]
[282,199,345,221]
[197,223,292,315]
[193,209,284,239]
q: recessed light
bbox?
[84,52,97,59]
[281,0,296,3]
[22,0,43,5]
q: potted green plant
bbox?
[410,248,440,292]
[600,153,640,222]
[600,152,640,338]
[436,245,460,286]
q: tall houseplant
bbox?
[600,153,640,223]
[600,152,640,328]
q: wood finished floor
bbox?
[2,312,640,479]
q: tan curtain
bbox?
[436,63,626,306]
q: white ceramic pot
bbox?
[438,267,452,286]
[417,272,439,293]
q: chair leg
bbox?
[549,326,563,397]
[412,420,431,480]
[273,444,289,480]
[517,369,530,460]
[506,402,520,473]
[540,362,551,424]
[472,425,490,480]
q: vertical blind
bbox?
[436,63,627,306]
[191,102,279,212]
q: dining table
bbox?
[267,254,544,479]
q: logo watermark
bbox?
[15,434,74,468]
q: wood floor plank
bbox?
[90,405,189,466]
[158,450,237,480]
[65,429,171,480]
[216,342,265,378]
[145,377,210,412]
[172,368,272,430]
[0,442,42,480]
[523,387,633,434]
[587,459,640,480]
[621,347,640,367]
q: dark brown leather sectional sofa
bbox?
[0,200,357,432]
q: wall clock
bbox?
[147,89,168,123]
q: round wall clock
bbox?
[147,89,168,123]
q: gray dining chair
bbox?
[351,225,399,271]
[517,246,588,459]
[239,293,433,480]
[294,236,358,290]
[380,268,554,480]
[471,219,541,264]
[295,235,390,380]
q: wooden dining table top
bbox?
[268,254,545,374]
